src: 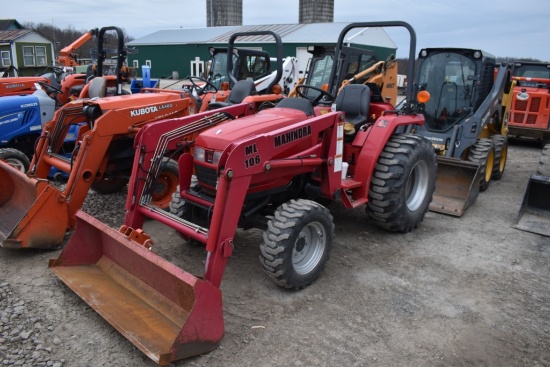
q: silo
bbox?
[299,0,334,23]
[206,0,243,27]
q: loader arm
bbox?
[57,28,98,67]
[0,92,194,249]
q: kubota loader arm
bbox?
[57,28,98,67]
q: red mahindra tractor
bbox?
[50,21,437,365]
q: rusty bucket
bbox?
[0,161,68,249]
[429,157,481,217]
[514,175,550,236]
[49,210,224,365]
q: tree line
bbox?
[23,22,134,60]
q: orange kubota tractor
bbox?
[49,21,437,365]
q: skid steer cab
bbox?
[411,48,514,216]
[49,21,437,365]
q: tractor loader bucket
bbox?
[49,210,224,365]
[0,162,68,249]
[514,175,550,236]
[429,157,481,217]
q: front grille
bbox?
[514,100,527,111]
[529,97,541,112]
[195,164,217,189]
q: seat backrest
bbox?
[227,79,256,104]
[276,97,315,116]
[334,84,371,128]
[88,77,107,98]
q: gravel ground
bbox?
[1,140,549,367]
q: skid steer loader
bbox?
[507,61,550,144]
[410,48,514,216]
[514,143,550,236]
[49,21,437,365]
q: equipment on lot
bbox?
[410,48,514,216]
[49,21,437,365]
[514,143,550,236]
[0,90,195,250]
[507,61,550,144]
[0,26,130,174]
[185,31,286,112]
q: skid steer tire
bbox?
[491,134,508,180]
[260,199,334,289]
[537,144,550,176]
[150,158,179,210]
[467,138,495,192]
[0,148,30,173]
[367,134,436,233]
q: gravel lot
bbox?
[1,138,549,367]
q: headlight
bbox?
[212,151,222,165]
[195,147,205,162]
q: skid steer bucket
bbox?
[429,157,481,217]
[0,162,68,249]
[514,175,550,236]
[49,210,223,365]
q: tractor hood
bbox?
[195,107,313,153]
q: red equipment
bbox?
[49,21,437,365]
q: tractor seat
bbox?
[88,77,107,99]
[275,97,315,116]
[334,84,371,129]
[208,79,256,110]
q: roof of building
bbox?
[0,29,33,42]
[0,19,24,31]
[128,22,396,49]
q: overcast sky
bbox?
[7,0,550,61]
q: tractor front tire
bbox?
[467,138,495,191]
[0,148,31,173]
[491,134,508,180]
[367,134,436,233]
[150,158,179,210]
[260,199,334,289]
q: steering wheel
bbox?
[37,81,63,95]
[50,66,66,77]
[185,76,218,95]
[295,84,335,106]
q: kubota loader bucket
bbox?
[0,161,68,249]
[49,210,224,365]
[429,157,481,217]
[514,175,550,236]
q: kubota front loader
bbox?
[49,21,438,365]
[0,89,195,250]
[411,48,515,216]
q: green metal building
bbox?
[127,23,397,80]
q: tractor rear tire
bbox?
[0,148,31,173]
[537,144,550,176]
[491,134,508,180]
[150,158,179,210]
[260,199,334,289]
[367,134,436,233]
[467,138,495,191]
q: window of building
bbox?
[35,46,47,66]
[22,46,35,66]
[1,51,10,66]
